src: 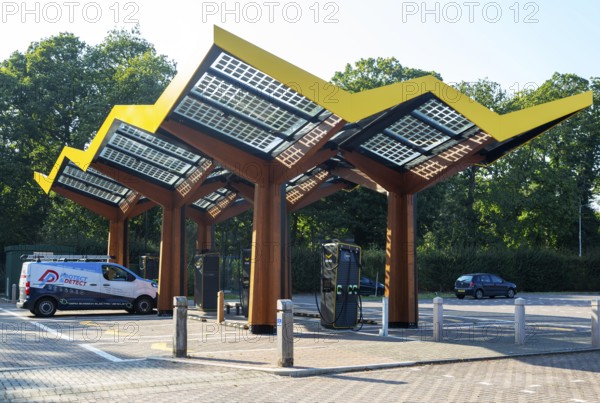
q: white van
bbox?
[16,257,157,317]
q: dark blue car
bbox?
[454,273,517,299]
[359,276,385,296]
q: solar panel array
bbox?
[360,98,478,169]
[98,122,206,187]
[172,51,326,156]
[52,48,489,220]
[56,162,132,205]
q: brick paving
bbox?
[1,294,600,402]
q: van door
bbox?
[101,264,136,307]
[58,265,103,308]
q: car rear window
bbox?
[457,275,472,282]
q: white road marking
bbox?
[478,382,492,386]
[1,307,122,362]
[521,390,536,394]
[79,343,122,362]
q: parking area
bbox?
[1,292,598,373]
[2,293,600,401]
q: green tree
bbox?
[0,28,176,253]
[474,73,600,250]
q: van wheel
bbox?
[134,297,154,314]
[35,298,57,317]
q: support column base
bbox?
[389,321,418,329]
[157,310,173,317]
[249,324,275,335]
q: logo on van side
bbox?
[38,269,60,284]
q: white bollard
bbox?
[276,299,294,367]
[378,296,389,337]
[515,298,526,345]
[173,296,188,358]
[12,284,17,303]
[592,299,600,348]
[433,297,443,342]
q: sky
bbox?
[1,0,599,95]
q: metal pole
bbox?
[217,291,225,323]
[592,299,600,348]
[276,299,294,367]
[515,298,526,345]
[11,284,17,303]
[433,297,443,342]
[378,296,389,337]
[579,203,582,257]
[173,296,188,358]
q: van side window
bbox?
[102,265,131,281]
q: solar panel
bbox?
[416,99,474,134]
[192,73,306,135]
[57,175,123,204]
[99,147,180,185]
[108,134,192,175]
[174,96,284,153]
[211,52,323,116]
[361,133,421,167]
[386,115,449,151]
[63,164,128,196]
[193,188,233,210]
[118,123,201,163]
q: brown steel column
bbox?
[108,219,128,266]
[249,180,283,334]
[196,220,213,252]
[157,206,186,315]
[386,192,418,328]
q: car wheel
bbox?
[474,289,484,299]
[35,298,57,317]
[456,295,465,300]
[507,288,515,298]
[134,296,154,314]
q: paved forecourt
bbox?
[2,294,600,401]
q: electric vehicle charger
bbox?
[316,240,363,331]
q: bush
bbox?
[289,244,600,293]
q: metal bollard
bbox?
[378,296,389,337]
[217,291,225,323]
[276,299,293,367]
[592,299,600,348]
[515,298,526,345]
[173,296,188,358]
[12,284,17,303]
[433,297,443,342]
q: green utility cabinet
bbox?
[4,244,75,297]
